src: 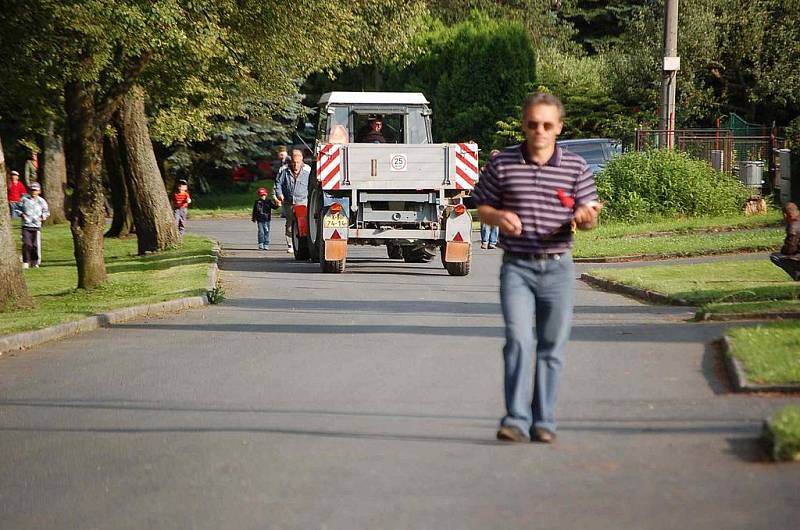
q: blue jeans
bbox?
[174,207,187,237]
[499,252,575,436]
[257,221,271,247]
[481,223,498,245]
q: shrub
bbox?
[391,13,536,150]
[595,149,750,222]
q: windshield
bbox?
[407,108,430,144]
[561,143,607,163]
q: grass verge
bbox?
[586,259,800,305]
[573,227,782,259]
[190,179,276,218]
[472,211,783,258]
[2,223,214,336]
[764,406,800,461]
[726,322,800,385]
[699,300,800,319]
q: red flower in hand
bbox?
[557,189,574,209]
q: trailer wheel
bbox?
[387,243,403,259]
[444,246,471,276]
[320,254,346,273]
[402,245,436,263]
[292,217,310,261]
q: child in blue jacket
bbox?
[252,187,277,250]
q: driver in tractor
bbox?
[274,148,311,254]
[357,114,387,143]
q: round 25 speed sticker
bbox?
[390,154,408,172]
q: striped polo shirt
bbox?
[472,144,598,254]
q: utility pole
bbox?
[660,0,679,149]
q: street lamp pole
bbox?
[660,0,679,150]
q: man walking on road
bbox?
[472,92,602,443]
[274,148,311,254]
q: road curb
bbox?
[0,242,221,355]
[697,310,800,321]
[579,273,691,306]
[573,249,774,264]
[721,335,800,393]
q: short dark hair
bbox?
[522,92,565,120]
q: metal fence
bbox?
[634,128,786,190]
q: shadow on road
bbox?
[220,255,449,276]
[108,320,722,343]
[0,398,764,453]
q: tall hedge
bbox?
[596,149,751,222]
[390,14,536,150]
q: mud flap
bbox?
[293,204,309,237]
[444,241,470,262]
[324,240,348,261]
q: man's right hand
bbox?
[495,210,523,236]
[478,205,522,236]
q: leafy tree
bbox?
[391,13,536,149]
[609,0,800,128]
[0,0,426,289]
[426,0,578,52]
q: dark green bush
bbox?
[391,13,536,150]
[596,149,750,222]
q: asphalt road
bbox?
[1,218,798,530]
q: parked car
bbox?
[557,138,621,174]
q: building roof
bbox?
[318,92,429,106]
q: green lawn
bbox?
[471,210,784,258]
[585,210,783,238]
[726,322,800,385]
[587,259,800,305]
[701,299,800,317]
[765,405,800,461]
[190,179,276,218]
[2,223,214,336]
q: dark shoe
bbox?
[496,425,529,443]
[532,427,556,444]
[487,244,497,249]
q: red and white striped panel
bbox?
[454,143,478,189]
[317,143,344,190]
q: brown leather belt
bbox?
[506,251,565,261]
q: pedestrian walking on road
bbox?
[18,182,49,268]
[480,149,502,249]
[274,149,310,254]
[252,187,277,250]
[769,201,800,280]
[7,170,26,218]
[472,92,602,443]
[172,179,192,238]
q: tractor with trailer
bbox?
[289,91,478,276]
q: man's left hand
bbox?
[573,202,602,229]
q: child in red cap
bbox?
[252,187,278,250]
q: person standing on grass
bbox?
[252,187,277,251]
[770,202,800,280]
[480,149,501,249]
[19,182,49,269]
[274,148,310,254]
[7,170,26,218]
[172,179,192,238]
[472,92,602,444]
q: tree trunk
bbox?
[118,85,179,254]
[65,81,107,289]
[0,137,33,309]
[42,120,69,225]
[103,127,135,237]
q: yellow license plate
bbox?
[323,215,348,228]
